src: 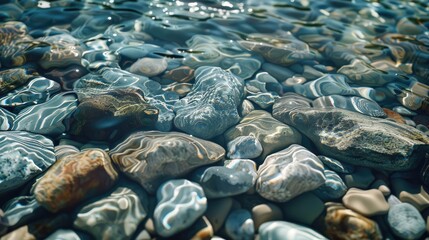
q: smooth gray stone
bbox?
[0,131,55,193]
[193,166,254,198]
[312,95,386,117]
[238,99,254,118]
[259,221,327,240]
[225,209,254,240]
[154,179,207,237]
[338,59,397,87]
[388,203,425,239]
[318,156,355,174]
[256,144,325,202]
[74,183,149,240]
[271,92,312,113]
[273,105,429,171]
[0,107,15,130]
[12,92,78,135]
[313,169,347,201]
[1,196,46,228]
[45,229,91,240]
[247,92,279,109]
[224,159,258,186]
[227,136,263,159]
[393,106,417,116]
[174,66,244,139]
[245,72,282,95]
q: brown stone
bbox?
[252,203,283,230]
[342,188,390,216]
[383,108,406,124]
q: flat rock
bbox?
[74,183,148,240]
[34,149,118,213]
[259,221,327,240]
[225,209,254,240]
[256,144,325,202]
[273,105,429,171]
[110,131,225,193]
[342,188,389,216]
[153,179,207,237]
[0,131,55,194]
[325,202,382,240]
[313,169,347,201]
[225,110,302,161]
[388,203,425,239]
[227,136,263,159]
[174,66,244,139]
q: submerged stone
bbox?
[259,221,327,240]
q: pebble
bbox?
[0,68,35,95]
[129,57,168,77]
[383,108,406,124]
[251,203,283,230]
[342,188,389,216]
[1,196,46,229]
[45,229,91,240]
[317,155,355,174]
[224,159,258,186]
[161,65,194,83]
[256,144,325,202]
[280,192,325,226]
[205,198,233,232]
[224,110,302,162]
[225,209,254,240]
[393,106,417,116]
[259,221,327,240]
[0,107,14,130]
[247,92,279,109]
[227,136,263,159]
[174,216,214,240]
[110,131,225,193]
[0,131,55,194]
[313,169,347,201]
[343,167,375,189]
[391,178,429,211]
[34,149,118,213]
[312,95,386,117]
[153,179,207,237]
[238,99,254,117]
[388,202,425,239]
[371,179,391,197]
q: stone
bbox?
[325,202,382,240]
[1,196,46,229]
[371,179,391,197]
[251,203,283,231]
[256,144,325,202]
[338,59,396,87]
[129,57,168,77]
[153,179,207,237]
[45,229,91,240]
[312,95,386,117]
[0,107,15,130]
[174,66,244,139]
[317,155,355,174]
[110,131,225,193]
[245,72,282,95]
[313,169,347,201]
[34,149,118,213]
[391,178,429,211]
[388,203,425,239]
[69,88,158,141]
[273,105,429,171]
[259,221,327,240]
[74,182,149,240]
[193,166,254,198]
[238,99,254,117]
[224,209,254,240]
[393,106,417,116]
[247,92,279,109]
[281,192,325,226]
[343,167,375,189]
[161,65,194,83]
[383,108,406,124]
[206,198,233,232]
[0,68,35,95]
[342,188,389,216]
[225,110,302,161]
[0,131,55,194]
[173,216,214,240]
[12,92,78,135]
[227,136,263,159]
[224,159,258,186]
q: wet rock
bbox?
[161,66,194,83]
[388,203,425,239]
[174,66,244,139]
[342,188,389,217]
[247,92,279,109]
[225,110,302,161]
[224,159,258,186]
[12,92,78,135]
[280,192,325,226]
[0,68,35,95]
[256,144,325,202]
[0,107,14,130]
[174,216,214,240]
[110,131,225,193]
[259,221,327,240]
[225,209,254,240]
[343,167,375,189]
[153,179,207,237]
[318,155,355,174]
[238,99,254,118]
[251,203,283,230]
[371,179,391,197]
[0,131,55,194]
[273,105,429,171]
[206,198,233,232]
[338,59,396,87]
[1,196,46,230]
[393,106,417,116]
[313,169,347,201]
[227,136,263,159]
[45,229,91,240]
[34,149,118,213]
[69,88,158,140]
[74,183,149,240]
[325,202,382,240]
[129,57,168,77]
[312,95,386,117]
[391,178,429,211]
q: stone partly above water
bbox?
[174,66,244,139]
[33,149,118,213]
[74,182,149,240]
[153,179,207,237]
[110,131,225,193]
[256,144,325,202]
[0,131,55,194]
[273,101,429,170]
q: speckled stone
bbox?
[388,203,425,239]
[325,202,382,240]
[0,131,55,194]
[259,221,327,240]
[313,169,347,201]
[280,192,325,226]
[256,144,325,202]
[225,110,302,161]
[174,66,244,139]
[343,167,375,189]
[110,131,225,193]
[34,149,118,213]
[342,188,389,217]
[227,136,263,159]
[225,209,254,240]
[153,179,207,237]
[74,182,148,240]
[273,105,429,171]
[251,203,283,231]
